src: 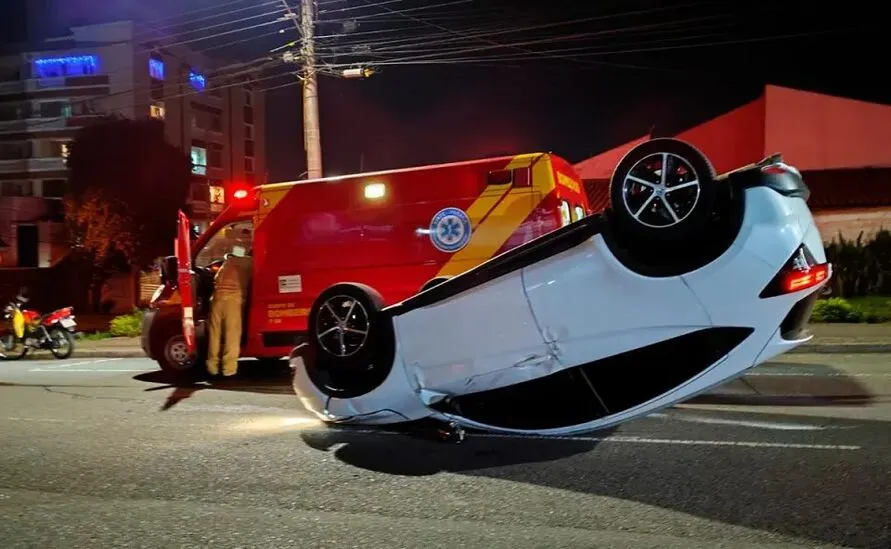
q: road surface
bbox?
[0,353,888,548]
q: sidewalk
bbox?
[73,336,146,358]
[796,324,891,353]
[65,323,891,359]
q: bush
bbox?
[810,296,891,323]
[811,298,863,323]
[109,309,146,337]
[825,228,891,297]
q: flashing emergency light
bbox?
[233,188,249,200]
[364,182,386,200]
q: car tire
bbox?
[306,283,395,399]
[608,138,718,249]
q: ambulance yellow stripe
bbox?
[435,154,554,278]
[254,187,294,228]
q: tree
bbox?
[64,116,192,311]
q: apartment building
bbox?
[0,20,266,268]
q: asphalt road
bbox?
[0,353,888,549]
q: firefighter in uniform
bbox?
[206,249,252,377]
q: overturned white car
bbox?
[290,138,831,436]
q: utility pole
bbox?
[300,0,322,179]
[280,0,322,179]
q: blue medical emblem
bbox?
[429,207,471,253]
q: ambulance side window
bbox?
[194,220,254,267]
[559,200,571,227]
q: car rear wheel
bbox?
[306,283,395,399]
[609,138,718,249]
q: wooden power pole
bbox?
[299,0,322,179]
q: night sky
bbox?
[3,0,885,181]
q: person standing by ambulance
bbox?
[206,248,252,377]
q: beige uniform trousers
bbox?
[206,294,244,376]
[206,256,251,376]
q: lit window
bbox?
[209,185,225,205]
[364,182,386,200]
[191,146,207,175]
[60,143,71,161]
[150,103,165,120]
[573,205,585,221]
[33,55,100,78]
[189,70,206,92]
[149,57,165,80]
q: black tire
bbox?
[609,138,718,248]
[49,328,75,359]
[306,283,395,399]
[420,276,451,293]
[0,335,28,360]
[150,317,196,373]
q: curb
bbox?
[70,350,148,359]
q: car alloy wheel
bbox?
[621,152,701,229]
[314,295,370,358]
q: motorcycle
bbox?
[1,290,77,360]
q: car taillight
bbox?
[760,244,831,298]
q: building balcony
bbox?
[0,114,104,135]
[0,75,111,97]
[0,157,67,173]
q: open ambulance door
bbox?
[175,209,197,356]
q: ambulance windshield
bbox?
[194,221,254,267]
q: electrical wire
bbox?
[135,1,282,40]
[336,26,860,67]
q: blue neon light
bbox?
[149,58,165,80]
[33,55,100,78]
[189,70,206,92]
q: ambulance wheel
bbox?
[420,276,451,293]
[609,138,718,249]
[306,283,395,399]
[151,318,196,374]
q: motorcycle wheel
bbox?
[49,328,75,359]
[0,334,28,360]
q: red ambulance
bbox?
[141,152,591,372]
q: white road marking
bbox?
[27,369,146,373]
[648,412,827,431]
[27,358,131,372]
[6,417,76,423]
[27,358,123,371]
[748,372,891,378]
[329,428,861,451]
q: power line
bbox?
[135,1,282,39]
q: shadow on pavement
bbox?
[300,411,890,549]
[300,424,611,477]
[133,359,292,411]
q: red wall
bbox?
[764,85,891,171]
[675,97,766,174]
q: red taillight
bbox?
[233,189,248,200]
[760,245,831,298]
[782,263,829,293]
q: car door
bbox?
[175,210,197,356]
